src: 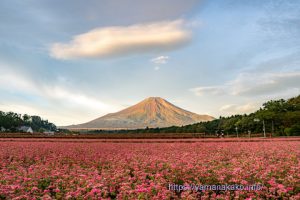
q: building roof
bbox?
[18,126,33,132]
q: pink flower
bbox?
[54,188,60,193]
[90,188,101,194]
[277,184,285,189]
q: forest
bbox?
[0,112,56,132]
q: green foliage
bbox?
[37,178,51,190]
[0,111,56,132]
[286,124,300,136]
[0,111,22,130]
[0,194,6,200]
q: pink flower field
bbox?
[0,139,299,199]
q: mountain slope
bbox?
[66,97,214,129]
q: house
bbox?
[18,126,33,133]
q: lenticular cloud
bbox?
[50,20,191,60]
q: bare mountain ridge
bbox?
[66,97,214,129]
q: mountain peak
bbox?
[66,97,215,129]
[143,97,165,102]
[141,97,168,105]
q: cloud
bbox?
[219,103,258,115]
[151,55,169,70]
[50,20,191,59]
[231,72,300,96]
[0,65,121,125]
[189,86,226,96]
[151,56,169,64]
[41,85,116,111]
[0,70,39,95]
[190,71,300,97]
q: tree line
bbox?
[0,112,57,133]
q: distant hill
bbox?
[65,97,214,129]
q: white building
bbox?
[18,126,33,133]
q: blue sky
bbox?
[0,0,299,125]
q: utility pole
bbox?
[271,120,274,137]
[263,120,266,138]
[235,126,238,138]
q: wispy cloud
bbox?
[189,86,226,96]
[0,65,121,125]
[41,86,116,111]
[219,103,258,115]
[151,55,169,71]
[231,72,300,96]
[50,20,191,59]
[151,56,169,64]
[190,71,300,97]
